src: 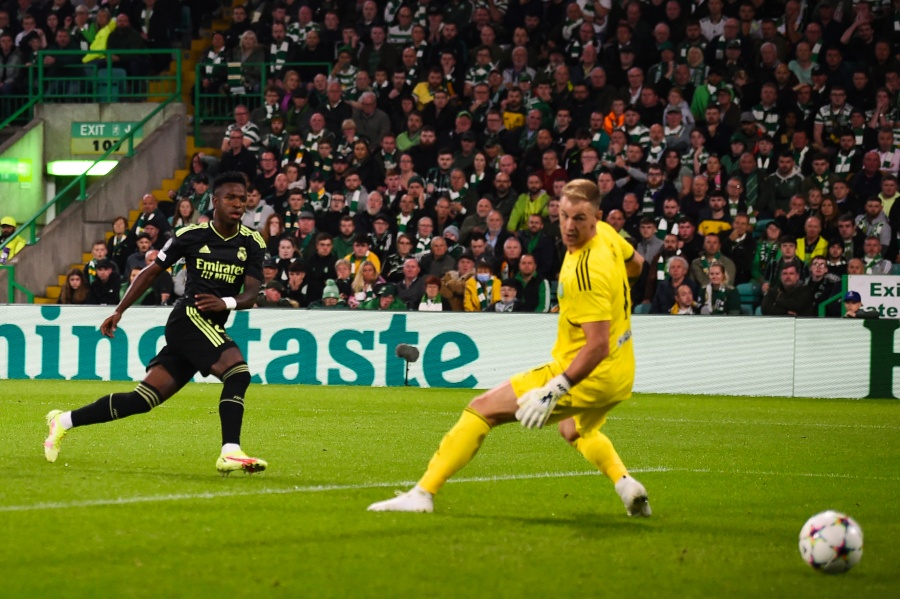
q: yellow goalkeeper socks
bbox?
[418,407,492,495]
[574,432,628,483]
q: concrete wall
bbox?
[0,121,45,225]
[36,103,185,162]
[5,108,186,302]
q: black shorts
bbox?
[148,305,239,386]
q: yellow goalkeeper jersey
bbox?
[552,221,634,370]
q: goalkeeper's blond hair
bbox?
[561,179,601,210]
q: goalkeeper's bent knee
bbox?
[221,362,251,401]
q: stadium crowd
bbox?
[5,0,900,316]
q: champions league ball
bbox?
[799,510,864,574]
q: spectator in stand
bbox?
[855,197,892,252]
[676,216,704,265]
[651,256,699,314]
[465,257,500,311]
[722,212,756,285]
[416,275,452,311]
[690,234,736,287]
[170,199,199,232]
[487,278,526,312]
[796,214,828,264]
[762,235,808,295]
[256,281,297,308]
[348,259,385,308]
[284,261,309,308]
[308,279,350,310]
[58,268,89,305]
[507,174,550,232]
[396,257,427,308]
[106,216,136,274]
[440,252,476,311]
[862,236,891,274]
[515,254,551,313]
[807,256,842,317]
[219,129,259,182]
[131,193,170,235]
[670,284,701,315]
[359,283,408,311]
[83,240,110,284]
[124,233,152,274]
[86,259,120,305]
[761,263,814,316]
[843,291,880,319]
[419,236,455,277]
[229,30,264,94]
[698,263,741,315]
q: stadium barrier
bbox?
[0,306,897,399]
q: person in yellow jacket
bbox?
[0,216,26,261]
[464,258,501,311]
[82,9,116,64]
[795,215,828,264]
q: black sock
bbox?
[219,364,250,446]
[71,383,161,427]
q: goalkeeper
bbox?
[368,179,651,516]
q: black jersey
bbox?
[156,223,266,324]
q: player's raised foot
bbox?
[43,410,68,463]
[615,475,651,517]
[216,450,268,476]
[367,487,434,513]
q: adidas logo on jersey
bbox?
[199,245,211,254]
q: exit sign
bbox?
[70,122,144,154]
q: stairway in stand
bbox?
[34,138,222,304]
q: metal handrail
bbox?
[818,275,850,317]
[0,49,182,302]
[193,60,332,144]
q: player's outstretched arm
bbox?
[195,274,263,312]
[101,263,165,337]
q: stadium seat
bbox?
[753,219,774,239]
[891,263,900,275]
[633,303,651,315]
[736,282,761,307]
[93,67,128,102]
[740,304,753,315]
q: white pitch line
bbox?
[1,466,897,514]
[610,416,900,430]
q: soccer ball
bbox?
[798,510,864,574]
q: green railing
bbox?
[818,275,851,317]
[0,265,34,303]
[1,49,182,132]
[0,49,182,303]
[193,60,330,145]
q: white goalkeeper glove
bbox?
[515,374,572,429]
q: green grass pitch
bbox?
[1,380,898,598]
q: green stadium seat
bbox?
[891,263,900,275]
[753,219,774,239]
[740,304,753,315]
[736,282,761,306]
[633,303,651,315]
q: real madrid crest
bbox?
[237,247,247,261]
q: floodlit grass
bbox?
[1,380,898,598]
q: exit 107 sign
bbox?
[70,122,144,154]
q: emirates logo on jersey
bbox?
[237,247,247,261]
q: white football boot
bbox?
[367,487,434,513]
[615,475,652,517]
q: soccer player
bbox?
[368,179,651,515]
[43,173,270,475]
